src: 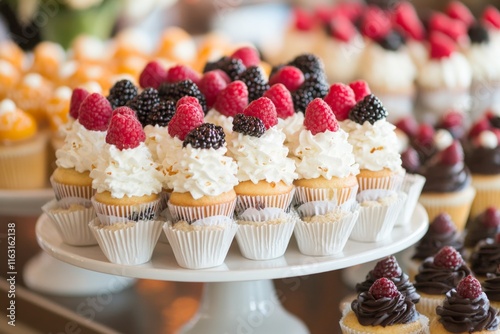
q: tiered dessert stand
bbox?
[36,204,428,333]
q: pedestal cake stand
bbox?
[36,204,428,333]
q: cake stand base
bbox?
[181,280,309,334]
[24,252,136,296]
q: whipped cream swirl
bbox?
[417,52,472,90]
[160,133,184,189]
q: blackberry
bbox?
[490,116,500,129]
[236,66,270,102]
[232,113,265,137]
[288,54,326,81]
[203,56,246,81]
[107,79,138,109]
[126,87,160,127]
[158,79,207,114]
[377,30,405,51]
[468,23,489,44]
[349,94,388,125]
[291,77,329,113]
[183,123,225,149]
[145,99,176,127]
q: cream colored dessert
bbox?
[359,192,399,207]
[276,112,304,154]
[302,210,348,224]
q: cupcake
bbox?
[292,98,359,205]
[470,235,500,280]
[483,264,500,310]
[465,208,500,250]
[227,97,297,213]
[8,73,53,123]
[340,278,429,334]
[414,246,472,320]
[30,41,66,82]
[430,275,500,333]
[0,99,47,189]
[0,60,20,100]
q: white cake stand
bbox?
[36,205,428,334]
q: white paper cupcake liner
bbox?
[50,176,95,200]
[339,312,430,334]
[416,295,445,321]
[357,171,405,193]
[294,185,358,206]
[91,196,162,226]
[349,193,407,242]
[395,174,426,227]
[42,198,97,246]
[235,189,295,214]
[163,221,238,269]
[89,218,162,265]
[168,199,236,222]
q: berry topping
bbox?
[293,8,314,31]
[145,100,176,127]
[395,116,418,137]
[107,79,138,110]
[429,31,456,59]
[166,64,201,86]
[415,123,435,146]
[304,98,339,135]
[105,113,145,150]
[372,256,403,279]
[263,84,294,119]
[429,13,467,42]
[456,275,482,299]
[369,278,400,299]
[236,66,269,102]
[167,103,204,140]
[433,246,464,269]
[446,1,474,27]
[349,80,371,102]
[176,96,203,115]
[483,207,500,228]
[393,1,425,41]
[469,118,491,138]
[126,87,160,127]
[439,140,463,165]
[243,97,277,130]
[232,113,265,137]
[214,80,248,117]
[78,93,113,131]
[483,6,500,30]
[323,83,356,121]
[158,79,207,114]
[230,46,260,67]
[139,61,168,89]
[288,54,325,81]
[204,56,246,81]
[431,213,456,234]
[348,94,388,125]
[198,70,228,109]
[183,123,225,149]
[401,147,420,173]
[496,233,500,244]
[269,66,304,92]
[377,30,406,51]
[291,77,329,113]
[440,111,464,130]
[490,115,500,129]
[69,87,89,119]
[360,6,392,41]
[327,15,356,42]
[468,23,490,44]
[112,106,136,118]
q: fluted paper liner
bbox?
[42,198,97,246]
[91,196,162,226]
[350,193,407,242]
[357,171,405,192]
[168,199,236,222]
[235,188,295,214]
[339,313,430,334]
[396,174,426,227]
[89,218,163,265]
[294,184,358,206]
[163,220,238,269]
[416,295,445,321]
[50,176,95,200]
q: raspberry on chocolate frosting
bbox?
[465,207,500,248]
[470,236,500,277]
[483,265,500,302]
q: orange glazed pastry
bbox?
[0,99,47,189]
[46,86,72,134]
[30,41,66,82]
[0,59,20,100]
[8,73,52,123]
[0,41,26,71]
[155,27,196,65]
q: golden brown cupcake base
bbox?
[341,310,424,333]
[235,180,293,196]
[169,190,236,207]
[52,167,92,187]
[94,190,159,206]
[294,175,357,189]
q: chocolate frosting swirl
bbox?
[437,289,499,332]
[420,159,471,193]
[351,291,419,327]
[470,239,500,276]
[466,146,500,175]
[412,229,464,261]
[465,218,500,249]
[414,259,471,295]
[355,272,420,304]
[483,273,500,302]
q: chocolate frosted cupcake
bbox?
[483,265,500,310]
[430,275,500,333]
[414,246,472,320]
[470,236,500,279]
[340,278,429,334]
[465,208,500,250]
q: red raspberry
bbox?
[166,64,201,86]
[263,84,294,119]
[457,275,482,299]
[176,96,202,111]
[483,207,500,228]
[335,2,363,21]
[293,8,314,31]
[139,61,168,89]
[78,93,113,131]
[112,106,136,118]
[369,278,400,299]
[440,111,464,129]
[415,123,435,146]
[446,1,474,27]
[360,6,392,40]
[393,1,425,41]
[429,31,456,59]
[214,80,249,117]
[349,80,371,102]
[105,113,145,150]
[433,246,464,269]
[269,66,304,92]
[314,5,335,24]
[323,83,356,121]
[243,97,277,130]
[430,213,456,234]
[440,140,463,165]
[198,70,228,109]
[468,118,491,138]
[395,116,418,137]
[230,46,260,68]
[483,6,500,29]
[328,15,356,42]
[429,13,467,42]
[304,98,339,135]
[168,103,204,140]
[69,88,89,119]
[372,256,402,279]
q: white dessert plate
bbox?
[0,188,54,216]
